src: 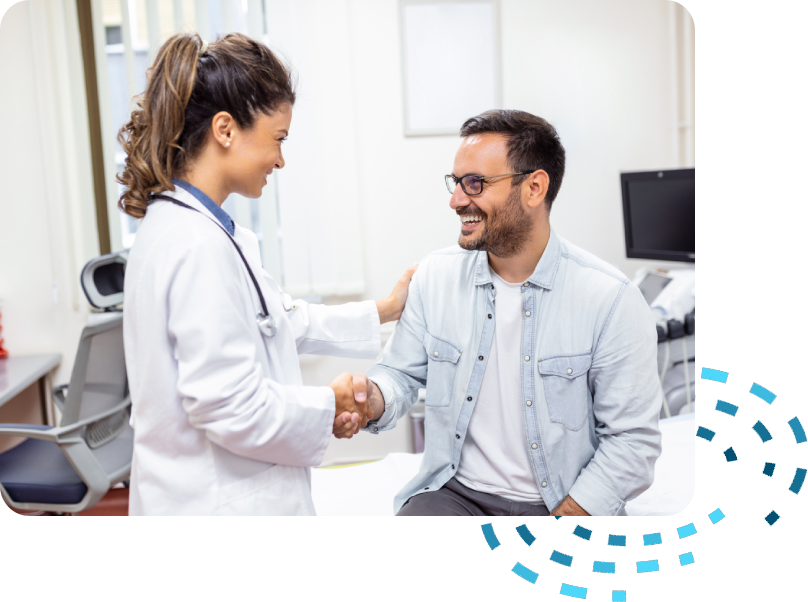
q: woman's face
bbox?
[226,103,293,199]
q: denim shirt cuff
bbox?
[362,373,397,433]
[568,471,625,517]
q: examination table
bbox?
[311,413,695,516]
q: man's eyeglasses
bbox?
[445,172,534,196]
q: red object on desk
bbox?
[0,308,8,359]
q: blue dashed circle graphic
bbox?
[482,368,808,602]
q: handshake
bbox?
[328,372,382,439]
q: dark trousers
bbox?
[397,477,551,516]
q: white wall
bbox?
[0,1,98,388]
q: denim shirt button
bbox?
[525,311,531,317]
[541,481,547,488]
[526,400,532,406]
[531,443,538,449]
[523,282,529,287]
[524,356,530,361]
[567,368,573,374]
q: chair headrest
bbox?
[80,251,128,309]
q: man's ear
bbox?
[525,170,550,210]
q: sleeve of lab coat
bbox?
[167,234,334,468]
[286,299,381,359]
[567,283,663,516]
[362,270,429,432]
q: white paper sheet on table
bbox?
[312,413,695,516]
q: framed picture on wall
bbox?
[399,0,502,136]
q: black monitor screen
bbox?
[621,168,695,262]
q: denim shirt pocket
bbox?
[422,331,462,407]
[538,351,592,431]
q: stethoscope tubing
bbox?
[150,193,279,337]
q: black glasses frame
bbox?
[445,171,535,196]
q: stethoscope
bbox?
[151,193,288,338]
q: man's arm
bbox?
[551,496,590,517]
[566,283,663,516]
[359,268,431,432]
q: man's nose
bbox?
[449,185,470,210]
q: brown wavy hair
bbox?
[116,32,296,218]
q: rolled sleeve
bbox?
[572,282,663,515]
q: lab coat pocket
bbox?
[422,332,462,407]
[538,351,592,431]
[214,464,311,516]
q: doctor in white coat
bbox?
[117,33,413,515]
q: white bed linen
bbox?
[312,413,695,516]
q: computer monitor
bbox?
[620,168,695,263]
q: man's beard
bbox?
[457,186,533,258]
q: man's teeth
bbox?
[460,215,483,224]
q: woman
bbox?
[119,33,414,515]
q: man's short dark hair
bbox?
[460,110,566,212]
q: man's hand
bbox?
[376,264,418,324]
[550,495,590,517]
[329,372,374,439]
[351,372,385,424]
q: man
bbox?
[354,109,662,516]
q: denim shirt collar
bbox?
[473,227,562,290]
[172,178,235,236]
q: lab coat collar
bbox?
[155,186,229,235]
[472,227,562,290]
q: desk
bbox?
[0,355,61,452]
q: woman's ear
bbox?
[211,111,235,148]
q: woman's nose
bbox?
[276,149,285,169]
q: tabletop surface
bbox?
[0,354,62,407]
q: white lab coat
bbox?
[122,187,380,515]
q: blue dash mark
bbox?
[750,383,776,404]
[716,400,738,416]
[697,427,715,441]
[709,508,725,524]
[753,421,773,442]
[560,584,588,599]
[765,511,780,525]
[481,523,500,550]
[608,534,626,547]
[789,468,807,494]
[763,462,776,477]
[555,516,562,520]
[677,523,697,539]
[724,447,738,462]
[789,417,807,443]
[636,560,659,574]
[594,561,616,574]
[612,591,627,602]
[701,368,728,383]
[679,552,695,566]
[574,525,592,541]
[512,562,538,584]
[516,524,536,546]
[551,551,573,567]
[643,533,662,546]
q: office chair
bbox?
[0,251,133,514]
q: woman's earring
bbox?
[225,141,231,147]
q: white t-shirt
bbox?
[455,271,543,503]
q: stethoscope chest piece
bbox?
[257,312,277,338]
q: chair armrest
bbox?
[0,424,60,442]
[52,384,68,413]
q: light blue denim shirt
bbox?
[365,229,663,516]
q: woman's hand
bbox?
[330,372,373,439]
[376,264,418,324]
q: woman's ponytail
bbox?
[117,33,203,218]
